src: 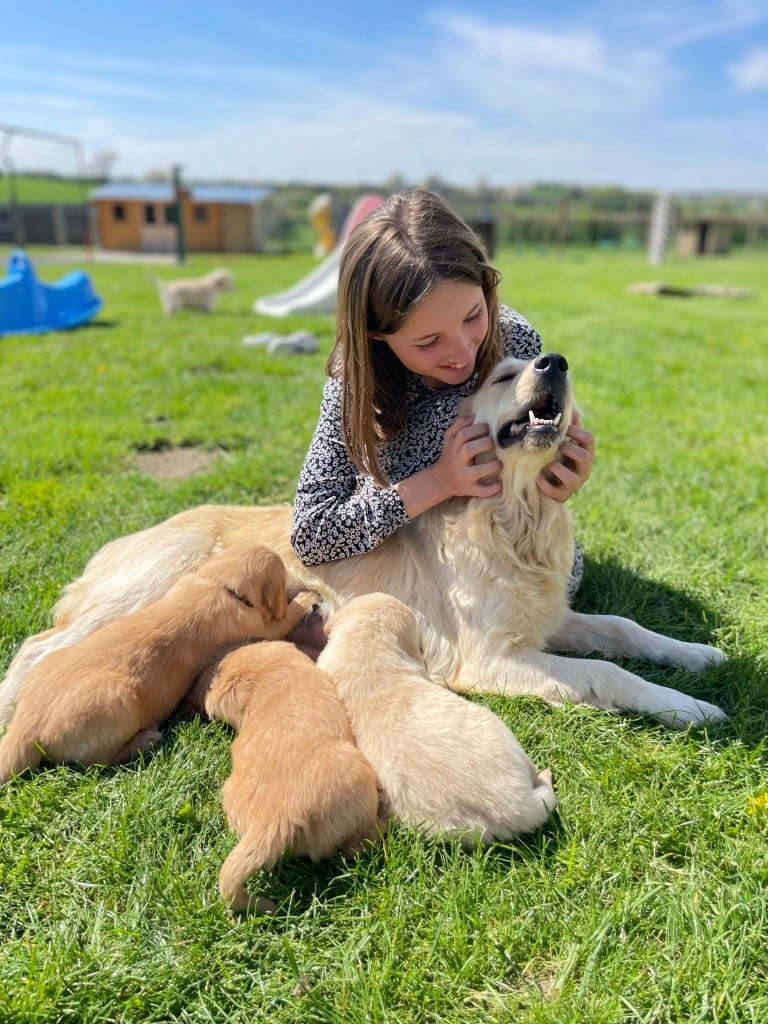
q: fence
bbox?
[0,204,93,247]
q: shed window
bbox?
[194,205,208,224]
[113,204,126,222]
[143,204,156,225]
[164,205,178,225]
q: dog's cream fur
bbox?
[317,593,556,843]
[152,268,234,314]
[0,543,315,783]
[0,353,726,745]
[189,640,384,914]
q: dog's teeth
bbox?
[528,409,536,424]
[554,412,562,426]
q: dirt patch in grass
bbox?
[135,445,221,480]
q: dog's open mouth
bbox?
[497,396,563,448]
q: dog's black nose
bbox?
[534,353,568,377]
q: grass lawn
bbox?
[1,245,767,1023]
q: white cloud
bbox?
[728,48,768,89]
[427,13,665,118]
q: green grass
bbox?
[0,176,91,205]
[1,246,767,1023]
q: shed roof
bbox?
[90,183,271,204]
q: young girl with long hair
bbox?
[291,189,593,595]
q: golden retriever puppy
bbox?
[152,267,234,314]
[0,543,316,784]
[190,641,384,914]
[317,593,556,846]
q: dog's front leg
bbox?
[449,648,725,728]
[548,610,725,671]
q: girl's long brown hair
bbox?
[328,189,502,487]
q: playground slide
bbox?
[255,194,383,317]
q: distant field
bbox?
[0,174,90,204]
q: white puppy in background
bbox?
[152,268,234,314]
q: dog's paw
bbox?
[655,697,727,729]
[652,638,727,672]
[290,590,322,615]
[677,643,727,673]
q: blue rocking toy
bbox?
[0,249,103,337]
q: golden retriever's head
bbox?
[325,593,422,659]
[465,352,574,480]
[196,543,288,621]
[199,642,263,725]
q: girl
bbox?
[290,189,594,596]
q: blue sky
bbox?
[1,0,766,191]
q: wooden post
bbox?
[172,164,186,265]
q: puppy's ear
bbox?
[257,556,289,622]
[237,548,288,621]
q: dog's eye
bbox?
[493,372,518,384]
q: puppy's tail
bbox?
[0,729,44,785]
[218,819,292,914]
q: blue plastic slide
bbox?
[0,250,103,338]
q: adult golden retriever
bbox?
[0,352,725,736]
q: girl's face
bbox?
[376,280,488,390]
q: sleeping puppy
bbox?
[0,543,316,784]
[317,593,556,846]
[189,641,385,914]
[152,267,234,314]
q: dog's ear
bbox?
[257,556,289,622]
[238,548,288,621]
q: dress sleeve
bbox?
[290,378,410,565]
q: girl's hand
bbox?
[434,415,503,500]
[537,411,594,502]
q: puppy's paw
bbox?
[290,590,322,616]
[113,729,163,763]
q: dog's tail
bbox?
[0,729,43,786]
[218,818,293,914]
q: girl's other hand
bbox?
[537,411,595,502]
[435,415,503,499]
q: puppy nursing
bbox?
[317,593,556,845]
[153,267,234,314]
[191,641,384,914]
[0,543,315,784]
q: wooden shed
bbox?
[90,183,271,254]
[675,218,732,256]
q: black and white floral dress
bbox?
[291,304,583,596]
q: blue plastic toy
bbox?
[0,249,103,338]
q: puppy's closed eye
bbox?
[225,586,254,608]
